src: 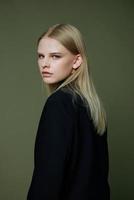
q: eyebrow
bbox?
[37,52,63,55]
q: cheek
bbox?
[37,60,40,67]
[38,60,42,67]
[55,59,73,70]
[38,60,43,69]
[63,60,73,73]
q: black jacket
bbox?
[27,87,110,200]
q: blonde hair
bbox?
[37,23,107,135]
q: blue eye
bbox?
[38,54,44,59]
[52,55,61,59]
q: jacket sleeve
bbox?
[27,93,75,200]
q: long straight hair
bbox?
[37,24,107,135]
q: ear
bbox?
[72,54,83,69]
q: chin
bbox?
[42,76,66,85]
[42,79,57,85]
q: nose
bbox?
[41,57,50,69]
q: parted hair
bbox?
[37,23,107,135]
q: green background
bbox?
[0,0,133,199]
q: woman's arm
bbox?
[27,92,75,200]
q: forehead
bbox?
[37,37,68,53]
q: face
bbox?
[37,37,81,87]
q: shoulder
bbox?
[43,86,88,119]
[44,87,78,118]
[48,88,72,102]
[48,87,85,106]
[46,88,73,106]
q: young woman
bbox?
[27,24,110,200]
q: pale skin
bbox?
[37,37,83,88]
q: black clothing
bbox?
[27,88,110,200]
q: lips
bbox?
[42,71,53,75]
[41,71,53,77]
